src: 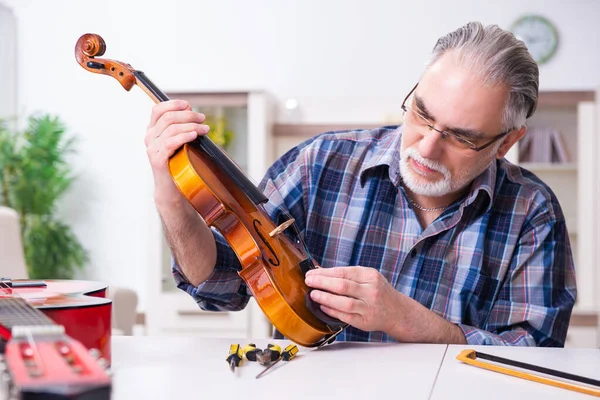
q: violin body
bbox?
[0,280,112,361]
[171,143,340,346]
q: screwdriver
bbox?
[243,343,259,362]
[226,344,243,372]
[256,344,299,379]
[256,343,281,365]
[243,343,280,364]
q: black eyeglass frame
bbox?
[401,83,514,152]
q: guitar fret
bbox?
[0,298,55,328]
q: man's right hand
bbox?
[144,99,211,209]
[145,99,218,287]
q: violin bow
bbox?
[456,349,600,397]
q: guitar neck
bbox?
[0,297,56,333]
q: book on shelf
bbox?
[519,126,569,163]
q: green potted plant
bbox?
[0,114,88,279]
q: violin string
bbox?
[276,206,315,268]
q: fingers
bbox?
[149,99,191,128]
[305,266,372,282]
[146,111,208,147]
[317,304,357,326]
[309,288,367,315]
[145,100,211,166]
[305,274,361,297]
[146,130,197,163]
[146,99,206,140]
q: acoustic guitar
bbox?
[0,279,111,399]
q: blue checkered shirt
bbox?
[172,126,577,346]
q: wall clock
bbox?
[511,15,559,64]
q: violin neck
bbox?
[133,70,169,102]
[133,71,268,205]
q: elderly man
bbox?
[145,22,576,346]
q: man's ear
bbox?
[495,126,527,159]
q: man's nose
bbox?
[418,126,445,159]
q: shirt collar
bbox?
[359,126,403,187]
[462,157,497,214]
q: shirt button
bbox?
[410,249,417,258]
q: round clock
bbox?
[511,15,559,64]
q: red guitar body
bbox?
[0,279,112,362]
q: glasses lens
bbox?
[403,106,474,151]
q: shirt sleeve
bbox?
[171,140,312,311]
[171,228,249,311]
[458,203,577,346]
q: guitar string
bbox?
[0,280,58,374]
[0,281,55,327]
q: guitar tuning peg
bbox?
[88,348,101,359]
[1,372,14,396]
[97,358,109,370]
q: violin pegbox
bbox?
[75,33,136,91]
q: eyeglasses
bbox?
[400,83,513,152]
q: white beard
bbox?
[400,147,453,196]
[399,146,496,197]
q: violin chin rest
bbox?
[305,291,347,331]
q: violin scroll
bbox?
[76,33,106,58]
[75,33,136,92]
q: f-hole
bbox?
[253,220,280,266]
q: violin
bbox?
[0,279,111,399]
[74,33,346,347]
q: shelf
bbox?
[537,91,595,107]
[519,162,577,172]
[273,123,385,137]
[570,307,599,327]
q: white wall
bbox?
[2,0,599,310]
[0,3,16,119]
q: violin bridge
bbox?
[269,219,295,237]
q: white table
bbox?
[431,345,600,400]
[110,336,447,400]
[109,337,600,400]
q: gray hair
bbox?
[428,22,539,131]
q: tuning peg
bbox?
[1,372,15,399]
[88,348,101,359]
[97,358,109,370]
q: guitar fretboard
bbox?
[0,297,54,329]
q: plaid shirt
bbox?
[173,126,577,346]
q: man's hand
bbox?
[305,266,402,333]
[305,266,467,344]
[144,100,217,286]
[145,99,210,210]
